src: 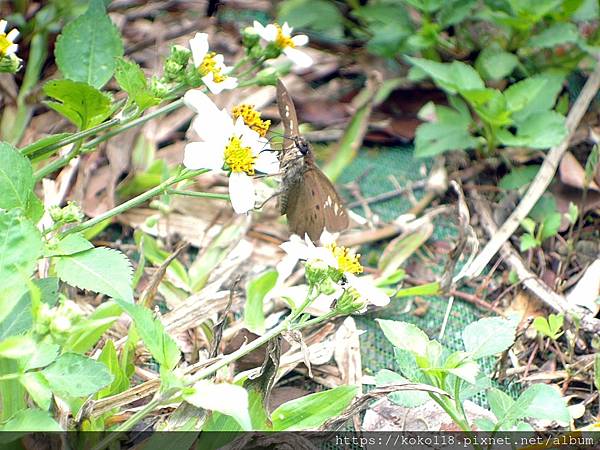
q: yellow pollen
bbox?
[275,24,295,49]
[232,104,271,137]
[326,243,363,275]
[0,34,12,56]
[198,51,226,83]
[224,136,255,175]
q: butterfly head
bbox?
[293,136,311,156]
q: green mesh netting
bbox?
[338,145,521,406]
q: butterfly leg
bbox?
[254,190,282,210]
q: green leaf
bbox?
[45,233,93,257]
[499,165,540,190]
[528,22,580,48]
[437,0,476,27]
[540,212,562,241]
[520,218,536,235]
[54,0,124,89]
[43,79,113,130]
[183,381,252,431]
[567,202,579,224]
[530,194,558,222]
[25,342,60,370]
[20,372,52,410]
[0,210,43,323]
[513,384,570,424]
[42,353,113,397]
[134,231,190,289]
[475,46,519,81]
[271,385,358,431]
[245,270,277,334]
[0,409,62,432]
[511,71,566,122]
[443,351,479,384]
[0,336,36,359]
[54,247,133,302]
[114,58,161,111]
[414,103,478,157]
[115,299,180,370]
[0,142,34,211]
[520,233,539,252]
[375,369,429,407]
[498,111,567,149]
[377,319,430,357]
[487,387,515,423]
[278,0,345,40]
[462,317,516,359]
[504,78,546,113]
[97,340,129,398]
[406,57,484,94]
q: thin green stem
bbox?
[59,168,208,238]
[166,189,229,201]
[21,118,120,157]
[34,99,185,180]
[235,57,265,80]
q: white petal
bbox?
[282,23,293,36]
[347,274,390,308]
[213,53,225,65]
[0,21,6,34]
[202,73,225,95]
[291,34,309,47]
[252,21,265,33]
[6,29,19,42]
[276,255,299,283]
[318,229,337,246]
[5,44,17,56]
[229,172,255,214]
[283,47,313,68]
[219,76,238,90]
[254,149,279,174]
[263,24,278,42]
[189,33,209,67]
[183,142,224,170]
[184,89,219,115]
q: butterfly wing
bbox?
[276,80,300,157]
[286,166,349,241]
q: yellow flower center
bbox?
[232,104,271,137]
[198,51,226,83]
[0,34,12,56]
[224,136,255,175]
[326,243,363,274]
[275,24,295,49]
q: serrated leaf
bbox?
[487,387,515,422]
[540,212,561,241]
[475,46,519,81]
[0,335,36,359]
[462,317,516,359]
[25,342,60,370]
[115,299,180,370]
[44,79,113,130]
[54,0,123,89]
[498,111,567,149]
[45,233,93,257]
[54,247,133,302]
[271,385,358,431]
[42,353,113,397]
[0,210,43,323]
[0,142,34,211]
[114,58,161,112]
[245,270,277,334]
[504,78,546,113]
[406,57,484,94]
[97,340,129,399]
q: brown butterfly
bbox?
[276,80,349,241]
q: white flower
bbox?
[278,230,390,311]
[183,90,279,213]
[0,20,19,57]
[189,33,238,94]
[252,21,312,68]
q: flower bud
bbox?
[255,67,279,86]
[0,54,21,73]
[242,27,260,50]
[334,288,365,314]
[162,45,191,83]
[263,42,283,60]
[49,201,84,224]
[305,259,330,286]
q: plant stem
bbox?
[59,168,208,238]
[34,99,185,180]
[166,189,229,201]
